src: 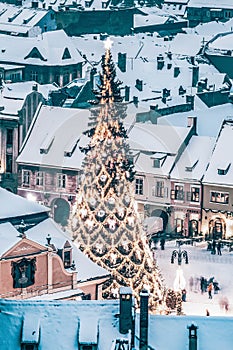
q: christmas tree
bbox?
[70,38,166,311]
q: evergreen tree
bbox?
[70,38,166,311]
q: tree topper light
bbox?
[104,37,113,50]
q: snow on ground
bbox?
[154,240,233,317]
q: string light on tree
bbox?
[70,37,166,312]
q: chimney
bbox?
[179,85,186,95]
[118,52,127,72]
[174,66,180,78]
[133,96,138,106]
[187,116,197,134]
[157,54,164,70]
[139,289,149,350]
[192,66,199,87]
[125,86,130,101]
[162,88,170,98]
[167,51,172,59]
[186,95,194,110]
[46,234,51,245]
[135,79,143,91]
[31,0,38,8]
[119,287,133,334]
[32,84,38,91]
[187,324,198,350]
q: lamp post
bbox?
[171,243,188,292]
[171,243,189,265]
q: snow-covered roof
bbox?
[186,18,233,37]
[158,103,233,137]
[17,103,194,177]
[206,31,233,52]
[0,298,233,349]
[0,30,83,66]
[0,299,126,349]
[202,119,233,186]
[72,33,222,110]
[188,0,233,9]
[0,3,51,28]
[0,95,24,117]
[2,81,58,100]
[0,187,49,221]
[169,135,215,181]
[17,105,90,170]
[128,123,190,153]
[134,7,181,28]
[0,222,21,256]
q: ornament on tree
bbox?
[70,37,166,312]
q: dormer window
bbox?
[63,240,72,268]
[218,163,231,175]
[24,47,47,61]
[185,160,199,172]
[21,315,39,350]
[152,153,167,168]
[62,48,71,60]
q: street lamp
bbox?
[171,243,188,292]
[171,244,189,265]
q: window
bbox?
[190,187,200,202]
[63,72,70,86]
[152,181,164,197]
[57,173,66,188]
[62,48,71,60]
[21,344,38,350]
[64,250,71,268]
[135,178,143,195]
[6,154,12,173]
[153,159,161,168]
[217,163,231,175]
[171,185,184,200]
[22,170,31,186]
[35,171,44,186]
[30,71,38,82]
[10,72,21,82]
[210,191,229,204]
[6,129,13,146]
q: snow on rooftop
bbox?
[0,30,83,66]
[188,0,233,9]
[2,81,58,100]
[207,31,233,51]
[158,103,233,137]
[1,297,233,349]
[170,135,215,181]
[0,187,49,221]
[0,222,21,256]
[128,123,190,153]
[202,119,233,185]
[22,314,40,344]
[17,105,90,170]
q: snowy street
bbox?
[154,240,233,316]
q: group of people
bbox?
[209,240,222,255]
[200,276,220,298]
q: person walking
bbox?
[217,241,222,255]
[189,276,194,292]
[160,237,165,250]
[200,276,205,294]
[211,240,216,254]
[182,289,187,302]
[207,282,213,299]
